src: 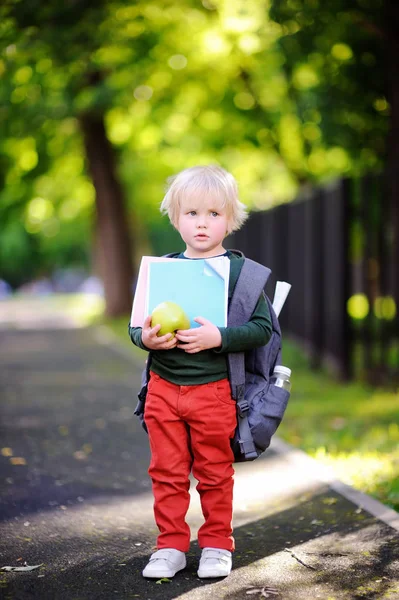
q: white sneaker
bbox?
[142,548,186,578]
[197,547,232,578]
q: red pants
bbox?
[144,372,237,552]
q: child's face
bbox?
[177,193,229,258]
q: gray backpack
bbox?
[227,257,290,461]
[134,254,290,462]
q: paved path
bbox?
[0,319,398,599]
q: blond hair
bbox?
[160,165,248,234]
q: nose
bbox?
[197,215,207,228]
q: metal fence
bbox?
[228,177,399,387]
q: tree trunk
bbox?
[80,112,134,317]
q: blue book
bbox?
[147,257,230,328]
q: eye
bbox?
[188,210,196,216]
[210,211,219,217]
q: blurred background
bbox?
[0,1,398,508]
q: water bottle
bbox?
[270,365,292,392]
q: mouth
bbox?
[195,234,209,240]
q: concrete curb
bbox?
[93,323,399,534]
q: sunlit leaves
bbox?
[216,0,269,34]
[373,97,390,114]
[13,65,33,85]
[106,108,134,146]
[331,43,353,61]
[292,64,319,89]
[270,0,388,176]
[133,85,153,101]
[26,197,53,223]
[167,54,187,70]
[198,110,223,131]
[93,45,134,69]
[302,122,321,142]
[373,296,397,321]
[200,29,232,56]
[278,114,305,172]
[234,92,256,110]
[4,137,38,174]
[237,33,263,55]
[0,0,391,287]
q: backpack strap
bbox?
[134,352,152,419]
[227,258,271,460]
[227,258,271,400]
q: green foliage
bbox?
[269,0,388,176]
[0,222,39,287]
[0,0,390,286]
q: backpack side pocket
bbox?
[249,383,290,453]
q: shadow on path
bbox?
[1,491,397,600]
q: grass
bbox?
[280,340,399,512]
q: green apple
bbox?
[151,301,190,338]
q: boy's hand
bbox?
[175,317,222,353]
[141,315,177,350]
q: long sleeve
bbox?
[215,293,272,354]
[128,324,150,351]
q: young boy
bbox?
[128,165,272,579]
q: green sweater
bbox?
[128,251,272,385]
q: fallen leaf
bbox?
[322,497,338,505]
[1,447,13,457]
[262,590,279,598]
[1,564,43,572]
[73,451,87,461]
[246,587,279,598]
[10,457,27,466]
[155,577,172,584]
